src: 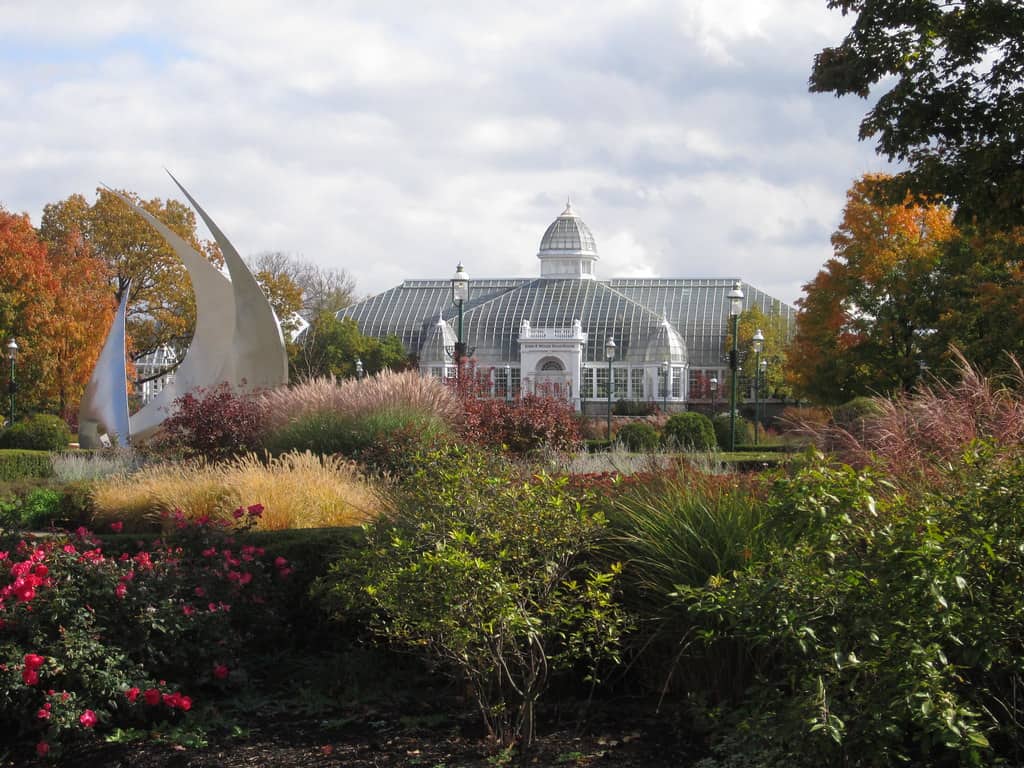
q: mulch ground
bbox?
[9,700,694,767]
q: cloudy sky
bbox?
[1,1,891,307]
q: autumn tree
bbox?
[40,226,116,417]
[38,189,221,383]
[290,313,408,381]
[790,174,957,404]
[811,0,1024,228]
[247,251,356,318]
[0,208,59,417]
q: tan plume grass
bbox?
[259,370,463,432]
[91,451,384,531]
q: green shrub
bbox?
[615,421,660,452]
[662,412,717,451]
[263,406,451,473]
[0,449,54,481]
[613,399,657,416]
[678,446,1024,766]
[321,446,627,753]
[830,396,882,441]
[16,487,63,529]
[0,415,71,452]
[712,412,753,449]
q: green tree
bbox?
[289,313,408,380]
[732,303,794,401]
[811,0,1024,228]
[790,174,957,404]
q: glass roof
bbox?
[340,278,794,368]
[538,202,597,255]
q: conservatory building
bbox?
[338,202,794,411]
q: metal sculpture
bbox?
[78,285,131,448]
[77,175,288,447]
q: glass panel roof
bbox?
[340,278,794,368]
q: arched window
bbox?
[540,358,565,371]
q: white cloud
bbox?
[0,0,885,307]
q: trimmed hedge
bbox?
[0,414,71,451]
[662,412,717,451]
[616,422,660,452]
[0,449,54,481]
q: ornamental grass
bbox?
[91,451,382,531]
[259,370,463,433]
[789,350,1024,487]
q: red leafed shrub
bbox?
[461,395,581,455]
[154,383,266,462]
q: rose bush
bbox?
[0,506,290,759]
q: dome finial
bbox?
[563,195,574,216]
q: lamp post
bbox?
[6,339,17,427]
[751,328,764,446]
[605,336,616,441]
[727,281,744,451]
[709,376,718,416]
[662,359,670,414]
[504,363,512,402]
[355,357,364,380]
[451,263,469,380]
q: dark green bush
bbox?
[613,399,657,416]
[615,421,660,452]
[662,412,717,451]
[712,412,753,449]
[0,449,54,480]
[830,395,882,442]
[0,414,71,452]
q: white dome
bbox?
[537,200,599,279]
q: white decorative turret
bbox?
[537,199,598,280]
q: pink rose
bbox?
[79,709,98,728]
[110,521,124,533]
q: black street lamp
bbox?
[752,328,764,446]
[504,363,512,402]
[355,357,364,380]
[709,376,718,415]
[727,281,744,451]
[605,336,616,440]
[451,263,470,380]
[6,339,17,427]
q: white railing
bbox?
[521,327,582,339]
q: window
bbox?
[596,367,610,398]
[614,368,627,399]
[631,368,644,399]
[580,367,594,399]
[672,367,682,398]
[511,367,521,397]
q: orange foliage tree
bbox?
[41,226,116,418]
[790,174,957,404]
[0,208,58,418]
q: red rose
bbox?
[36,742,49,757]
[143,688,161,706]
[213,664,229,680]
[126,686,140,703]
[79,709,98,728]
[23,653,45,670]
[22,669,39,686]
[110,521,124,533]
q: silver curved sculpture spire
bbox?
[82,176,288,445]
[78,283,131,448]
